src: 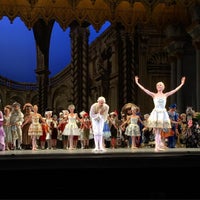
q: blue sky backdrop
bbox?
[0,17,110,82]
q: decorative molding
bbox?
[68,0,81,10]
[27,0,38,8]
[0,0,197,32]
[147,51,169,65]
[91,0,96,5]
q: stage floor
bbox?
[1,147,200,170]
[1,147,200,199]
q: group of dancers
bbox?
[90,76,185,152]
[0,76,186,152]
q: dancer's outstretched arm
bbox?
[135,76,155,98]
[165,77,186,97]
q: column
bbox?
[164,24,185,112]
[33,19,54,115]
[70,22,89,112]
[175,51,183,111]
[168,56,177,105]
[193,41,200,111]
[188,4,200,110]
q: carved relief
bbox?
[0,0,195,32]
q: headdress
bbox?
[110,110,118,116]
[12,101,21,107]
[169,104,177,109]
[45,111,53,116]
[53,114,57,119]
[62,110,69,115]
[79,110,86,117]
[83,112,89,118]
[68,104,75,110]
[121,103,138,115]
[23,103,33,110]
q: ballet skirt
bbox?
[62,115,80,136]
[28,115,43,136]
[148,97,171,129]
[124,117,140,137]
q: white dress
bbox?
[148,97,171,129]
[45,118,52,140]
[62,114,80,136]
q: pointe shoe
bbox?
[99,148,106,152]
[160,143,168,149]
[6,147,10,151]
[92,148,98,152]
[131,146,138,149]
[154,147,165,152]
[160,146,168,149]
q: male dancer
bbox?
[89,96,109,151]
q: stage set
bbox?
[1,147,200,199]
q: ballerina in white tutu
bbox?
[135,76,186,152]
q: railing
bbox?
[0,75,37,91]
[0,64,71,91]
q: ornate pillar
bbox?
[127,32,136,103]
[191,40,200,111]
[168,56,177,105]
[116,27,127,109]
[187,4,200,110]
[167,45,184,111]
[94,34,113,101]
[32,19,54,115]
[115,24,136,111]
[164,24,186,112]
[70,22,89,112]
[175,50,184,110]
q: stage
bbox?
[1,147,200,170]
[1,147,200,199]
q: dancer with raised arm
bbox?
[135,76,186,152]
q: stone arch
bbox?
[31,95,39,107]
[9,95,24,108]
[146,50,171,92]
[51,85,70,115]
